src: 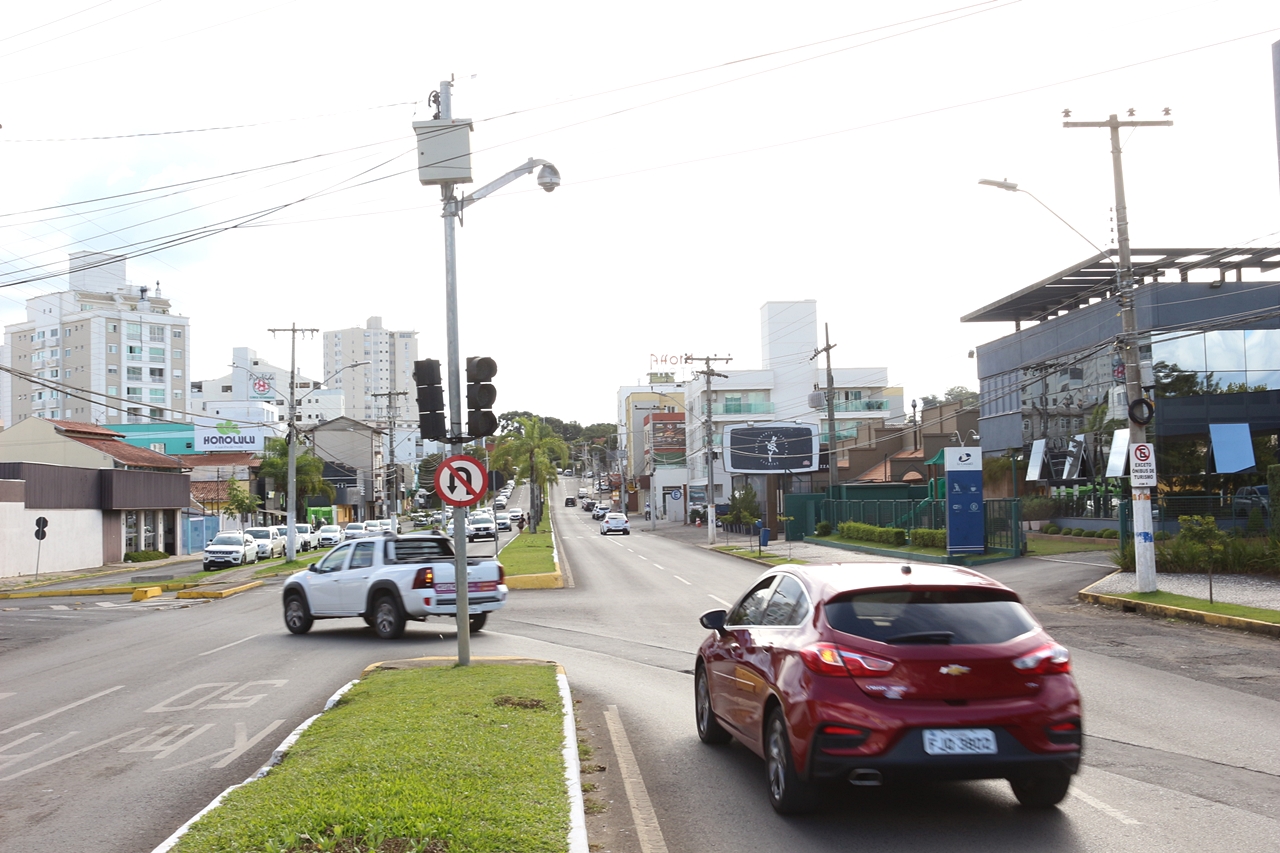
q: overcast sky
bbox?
[2,0,1278,427]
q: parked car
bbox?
[694,563,1081,814]
[1233,485,1270,517]
[317,524,344,547]
[294,524,320,551]
[344,522,369,540]
[203,532,258,570]
[244,527,286,559]
[495,497,508,510]
[600,512,630,535]
[581,499,596,512]
[591,504,610,521]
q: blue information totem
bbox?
[945,448,984,555]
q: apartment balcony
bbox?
[712,401,774,415]
[832,399,890,413]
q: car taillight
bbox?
[1013,643,1071,674]
[412,567,434,589]
[1045,719,1082,745]
[800,643,895,677]
[816,723,871,752]
[497,563,505,584]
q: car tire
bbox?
[695,663,731,745]
[202,561,212,571]
[765,707,814,815]
[1009,767,1071,808]
[468,612,487,633]
[624,529,630,535]
[372,594,406,639]
[283,593,313,635]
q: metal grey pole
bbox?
[704,366,716,545]
[823,324,838,497]
[286,324,298,562]
[439,80,471,665]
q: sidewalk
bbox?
[637,517,882,563]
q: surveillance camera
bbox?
[536,163,561,193]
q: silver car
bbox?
[344,522,369,540]
[244,527,285,558]
[203,532,258,570]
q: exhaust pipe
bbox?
[848,769,882,787]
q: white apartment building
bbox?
[685,301,904,505]
[189,347,344,428]
[323,316,419,429]
[0,252,191,427]
[617,373,688,518]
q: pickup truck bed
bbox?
[281,532,507,639]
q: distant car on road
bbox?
[1233,485,1270,517]
[344,522,369,540]
[507,507,525,525]
[591,504,610,521]
[495,512,512,531]
[600,513,630,535]
[317,524,344,547]
[565,496,576,507]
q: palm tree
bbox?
[491,417,569,533]
[258,437,337,523]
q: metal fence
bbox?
[984,499,1022,555]
[827,499,945,531]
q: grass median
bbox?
[499,530,556,576]
[172,663,569,853]
[1111,590,1280,624]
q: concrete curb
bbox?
[1077,586,1280,638]
[152,657,588,853]
[176,580,264,599]
[506,571,565,589]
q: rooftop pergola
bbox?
[962,247,1280,325]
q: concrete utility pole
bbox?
[268,323,318,562]
[810,323,839,496]
[688,354,732,544]
[1065,110,1172,593]
[372,389,408,527]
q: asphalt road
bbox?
[1,481,1278,852]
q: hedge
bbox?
[125,550,170,562]
[837,520,907,547]
[910,528,946,549]
[815,521,833,537]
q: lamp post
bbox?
[417,81,559,666]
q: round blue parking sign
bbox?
[670,489,683,502]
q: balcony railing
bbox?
[712,401,774,415]
[832,399,890,412]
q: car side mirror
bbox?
[699,609,728,635]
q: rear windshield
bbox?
[246,529,269,539]
[825,588,1037,645]
[385,538,453,563]
[211,534,244,546]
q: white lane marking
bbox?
[672,575,692,586]
[0,728,145,781]
[95,602,118,608]
[708,595,732,607]
[0,693,14,701]
[1,686,124,735]
[1072,789,1142,825]
[49,605,70,610]
[652,564,665,571]
[638,555,647,561]
[198,634,263,657]
[605,705,669,853]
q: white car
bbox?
[294,524,320,551]
[507,507,525,524]
[203,532,258,571]
[600,513,630,535]
[344,522,369,540]
[317,524,344,547]
[495,512,511,531]
[245,527,286,558]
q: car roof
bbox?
[754,562,1015,604]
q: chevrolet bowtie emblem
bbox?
[939,664,971,676]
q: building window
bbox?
[174,369,183,379]
[148,325,165,342]
[150,388,165,404]
[221,385,232,393]
[126,345,143,361]
[127,387,143,402]
[107,365,118,375]
[108,385,118,396]
[128,366,142,381]
[149,367,165,382]
[172,349,183,360]
[108,344,118,354]
[148,347,165,363]
[172,329,182,338]
[126,323,142,340]
[173,390,183,399]
[150,443,166,453]
[65,348,71,358]
[50,369,58,378]
[108,323,118,333]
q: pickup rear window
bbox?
[384,538,453,563]
[825,588,1037,645]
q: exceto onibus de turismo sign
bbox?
[194,422,265,452]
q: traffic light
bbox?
[414,358,446,441]
[466,356,498,437]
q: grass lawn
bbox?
[1026,538,1119,556]
[252,552,327,578]
[1113,590,1280,624]
[499,530,556,576]
[713,545,805,566]
[171,664,569,853]
[810,535,949,557]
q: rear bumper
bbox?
[808,726,1080,783]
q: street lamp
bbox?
[416,81,560,666]
[978,179,1113,260]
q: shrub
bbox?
[1071,528,1085,537]
[1019,496,1058,522]
[837,520,907,547]
[690,508,705,523]
[1101,528,1118,539]
[1154,530,1171,540]
[125,550,169,563]
[1043,524,1060,535]
[910,528,946,549]
[815,521,833,537]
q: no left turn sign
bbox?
[435,454,488,507]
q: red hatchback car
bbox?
[695,563,1082,814]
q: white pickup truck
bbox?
[281,532,507,639]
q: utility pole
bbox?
[268,323,318,562]
[687,354,732,544]
[810,323,839,496]
[373,389,408,527]
[1065,110,1171,594]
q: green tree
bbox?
[417,452,443,509]
[491,417,569,533]
[222,478,261,523]
[258,438,336,523]
[944,386,980,408]
[723,482,760,528]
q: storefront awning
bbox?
[1209,423,1256,473]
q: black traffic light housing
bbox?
[466,356,498,437]
[414,358,446,441]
